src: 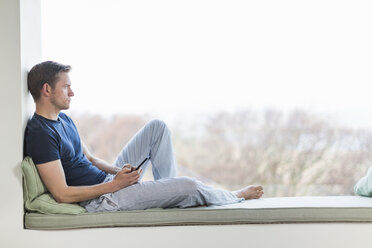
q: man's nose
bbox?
[68,88,74,97]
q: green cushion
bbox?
[21,156,87,214]
[354,166,372,196]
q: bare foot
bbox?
[233,185,264,200]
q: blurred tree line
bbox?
[71,109,372,197]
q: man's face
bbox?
[50,72,74,110]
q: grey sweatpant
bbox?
[81,119,243,212]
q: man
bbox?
[25,61,264,212]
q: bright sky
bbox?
[41,0,372,129]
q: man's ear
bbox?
[41,83,52,97]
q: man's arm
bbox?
[82,141,122,174]
[36,159,141,203]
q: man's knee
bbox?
[177,176,199,194]
[148,119,166,128]
[147,119,169,134]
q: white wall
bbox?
[1,1,372,247]
[0,0,31,244]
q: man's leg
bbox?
[113,119,177,180]
[82,119,264,212]
[84,176,245,212]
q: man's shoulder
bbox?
[26,114,58,139]
[25,116,61,161]
[26,114,46,131]
[25,116,62,164]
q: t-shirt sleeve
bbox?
[26,128,60,165]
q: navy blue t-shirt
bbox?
[25,112,107,186]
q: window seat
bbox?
[24,195,372,230]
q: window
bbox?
[42,0,372,196]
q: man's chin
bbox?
[60,104,70,110]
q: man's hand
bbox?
[121,163,137,172]
[111,166,142,191]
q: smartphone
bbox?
[135,157,149,171]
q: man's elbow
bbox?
[52,191,74,204]
[54,194,68,203]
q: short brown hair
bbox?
[27,61,71,102]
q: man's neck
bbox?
[35,104,60,121]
